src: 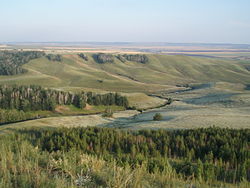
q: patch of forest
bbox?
[0,85,128,124]
[93,53,115,63]
[0,51,45,75]
[46,54,62,62]
[7,127,250,186]
[121,54,149,63]
[93,53,149,64]
[0,109,53,125]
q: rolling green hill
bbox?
[0,53,249,93]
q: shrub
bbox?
[167,98,173,105]
[153,113,163,121]
[102,108,113,118]
[78,53,88,61]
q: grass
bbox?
[55,105,124,116]
[0,54,249,93]
[123,92,166,109]
[1,82,250,132]
[0,105,125,134]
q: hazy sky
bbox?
[0,0,250,43]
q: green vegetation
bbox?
[0,109,53,125]
[0,85,128,111]
[0,53,249,92]
[78,53,88,61]
[0,127,249,187]
[55,105,124,116]
[0,85,128,124]
[0,51,45,75]
[153,113,163,121]
[93,53,114,63]
[122,54,149,64]
[0,51,249,187]
[93,53,149,64]
[46,54,62,62]
[102,108,114,118]
[116,54,126,63]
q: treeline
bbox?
[0,109,52,125]
[25,127,250,184]
[0,51,45,75]
[0,85,128,112]
[93,53,149,64]
[46,54,62,62]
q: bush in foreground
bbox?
[153,113,163,121]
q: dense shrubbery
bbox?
[46,54,62,62]
[94,53,114,63]
[0,85,128,112]
[12,127,250,184]
[0,51,45,75]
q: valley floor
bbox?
[2,82,250,132]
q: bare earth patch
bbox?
[55,105,70,113]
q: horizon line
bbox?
[1,41,250,46]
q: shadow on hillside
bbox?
[97,114,176,129]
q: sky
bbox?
[0,0,250,44]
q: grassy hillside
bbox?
[0,53,249,93]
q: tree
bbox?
[78,53,88,61]
[196,159,203,181]
[78,97,86,109]
[19,99,30,111]
[47,98,56,111]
